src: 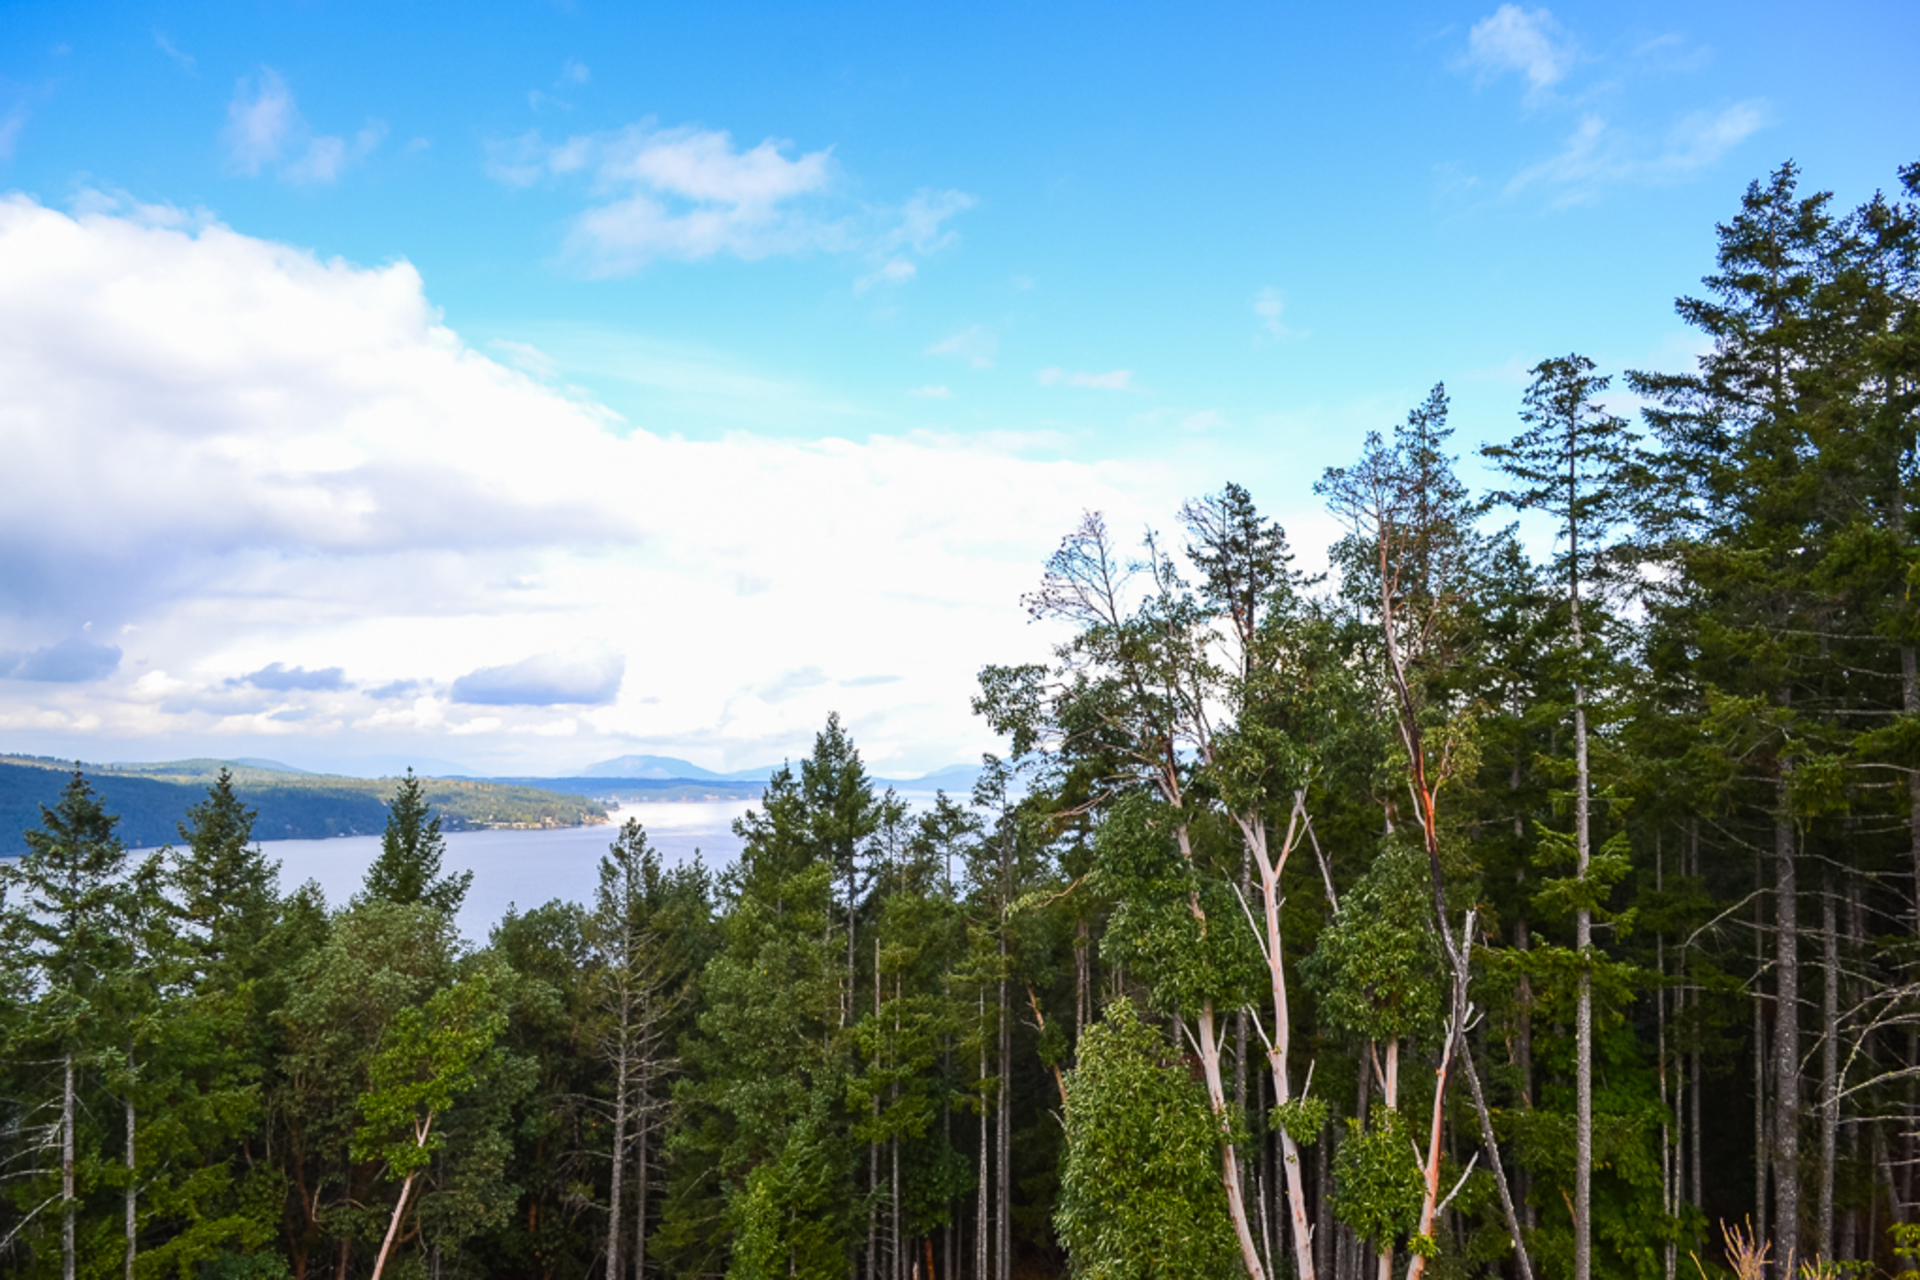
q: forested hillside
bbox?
[0,757,608,852]
[2,159,1916,1280]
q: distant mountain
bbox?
[106,757,309,779]
[579,755,776,782]
[0,756,607,854]
[493,776,767,804]
[574,756,979,794]
[230,757,312,774]
[886,763,980,793]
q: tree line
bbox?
[2,157,1917,1280]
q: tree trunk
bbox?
[1244,802,1316,1280]
[997,965,1011,1280]
[370,1171,418,1280]
[1194,1001,1268,1280]
[1572,666,1594,1280]
[1657,837,1673,1280]
[370,1117,436,1280]
[63,1050,75,1280]
[1378,1039,1398,1280]
[1461,1046,1535,1280]
[608,1038,630,1280]
[1817,867,1839,1261]
[1775,797,1801,1265]
[1075,918,1090,1051]
[1404,997,1463,1280]
[635,1116,649,1280]
[125,1068,136,1280]
[1755,853,1770,1243]
[976,989,988,1280]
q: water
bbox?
[254,801,754,940]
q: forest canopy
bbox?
[2,157,1918,1280]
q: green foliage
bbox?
[1301,838,1444,1043]
[1055,1000,1240,1279]
[1331,1109,1427,1247]
[361,770,472,915]
[1269,1095,1329,1143]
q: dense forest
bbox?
[3,158,1917,1280]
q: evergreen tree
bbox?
[362,770,472,915]
[1485,353,1647,1280]
[4,771,131,1280]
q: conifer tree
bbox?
[7,771,130,1280]
[362,770,472,915]
[1486,353,1646,1280]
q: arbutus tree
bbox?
[1319,387,1536,1280]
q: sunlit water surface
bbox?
[248,802,755,940]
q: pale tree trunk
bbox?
[608,1034,629,1280]
[1657,839,1675,1280]
[1819,870,1839,1260]
[64,1051,75,1280]
[1775,793,1801,1266]
[1755,854,1771,1243]
[1172,822,1266,1280]
[1691,821,1703,1214]
[976,989,988,1280]
[635,1117,649,1280]
[1242,800,1316,1280]
[1903,644,1920,1223]
[370,1116,435,1280]
[1373,537,1531,1280]
[1194,1001,1268,1280]
[1378,1040,1399,1280]
[1405,934,1468,1280]
[125,1055,136,1280]
[1571,590,1594,1280]
[997,932,1011,1280]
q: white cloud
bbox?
[1038,367,1133,391]
[1465,5,1574,99]
[0,197,1199,773]
[0,107,24,160]
[223,69,295,175]
[1506,101,1767,203]
[452,652,623,706]
[560,59,591,86]
[926,325,997,369]
[908,384,952,399]
[1252,287,1302,341]
[1659,101,1768,172]
[856,259,917,292]
[488,120,972,280]
[153,31,195,71]
[223,68,382,185]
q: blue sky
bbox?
[0,1,1913,777]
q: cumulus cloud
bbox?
[0,196,1203,772]
[1506,101,1767,202]
[222,67,382,185]
[1464,5,1574,99]
[1,638,123,683]
[451,653,624,706]
[487,120,972,279]
[235,662,348,691]
[926,326,996,369]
